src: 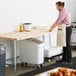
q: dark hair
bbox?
[56,1,65,7]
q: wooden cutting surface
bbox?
[0,29,51,41]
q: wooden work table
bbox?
[0,28,51,76]
[0,29,51,40]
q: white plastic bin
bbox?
[19,38,44,66]
[44,46,63,58]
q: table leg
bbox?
[42,35,51,46]
[43,35,45,42]
[49,34,51,47]
[43,35,45,50]
[13,40,17,76]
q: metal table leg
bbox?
[13,40,17,76]
[49,34,51,47]
[43,35,45,42]
[42,34,51,47]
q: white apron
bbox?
[57,24,66,47]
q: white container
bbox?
[23,23,32,31]
[44,46,63,58]
[19,38,44,65]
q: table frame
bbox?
[13,40,17,76]
[0,29,51,76]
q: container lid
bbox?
[27,38,43,44]
[23,23,32,25]
[26,38,44,47]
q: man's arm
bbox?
[49,10,66,32]
[49,22,58,32]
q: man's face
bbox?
[56,4,62,11]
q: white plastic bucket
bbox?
[23,23,32,31]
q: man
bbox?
[49,1,72,64]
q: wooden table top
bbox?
[0,29,51,41]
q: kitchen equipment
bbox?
[23,23,32,31]
[0,44,6,76]
[44,46,63,60]
[19,38,44,67]
[71,22,76,46]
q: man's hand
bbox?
[49,28,53,32]
[49,22,57,32]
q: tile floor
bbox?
[6,50,76,76]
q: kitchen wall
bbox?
[66,0,76,22]
[0,0,74,63]
[0,0,57,33]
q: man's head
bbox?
[56,1,65,11]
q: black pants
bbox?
[62,26,72,62]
